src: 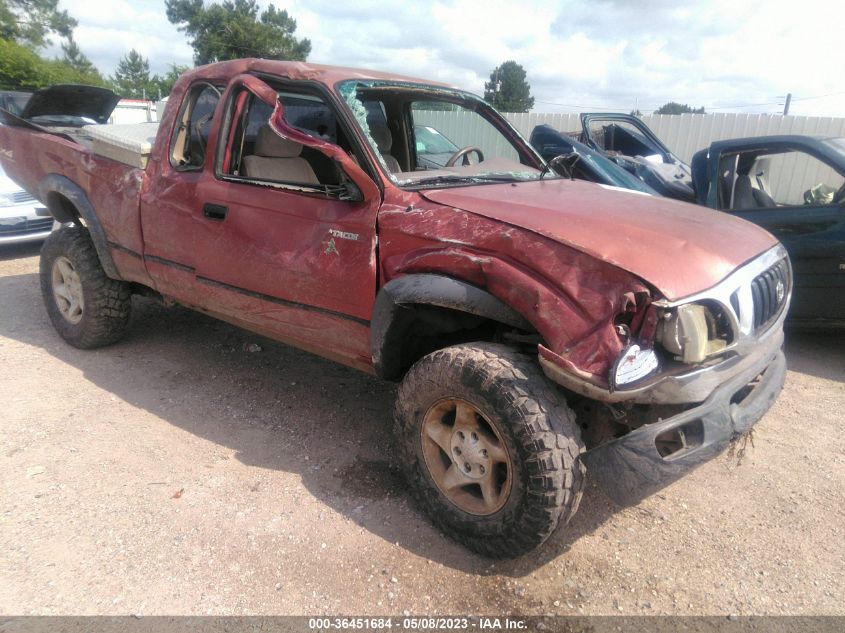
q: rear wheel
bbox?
[395,343,585,558]
[40,226,131,348]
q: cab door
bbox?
[188,76,382,369]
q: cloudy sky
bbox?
[47,0,844,116]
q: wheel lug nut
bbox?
[457,431,464,439]
[454,447,462,455]
[480,449,488,458]
[471,432,478,441]
[464,462,471,472]
[479,465,486,474]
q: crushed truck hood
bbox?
[421,179,778,301]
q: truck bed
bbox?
[0,120,151,286]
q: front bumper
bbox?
[0,202,53,244]
[581,344,786,506]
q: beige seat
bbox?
[368,122,401,173]
[241,125,319,184]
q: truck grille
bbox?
[12,190,36,204]
[0,217,53,236]
[750,258,790,331]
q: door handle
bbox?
[203,203,228,220]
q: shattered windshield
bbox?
[337,80,549,187]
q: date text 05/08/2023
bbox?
[307,617,528,630]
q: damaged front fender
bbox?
[377,195,655,384]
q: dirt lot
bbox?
[1,241,843,616]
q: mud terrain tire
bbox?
[395,342,585,558]
[40,226,131,349]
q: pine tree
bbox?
[111,50,154,99]
[483,61,534,113]
[165,0,310,65]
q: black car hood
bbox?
[20,84,120,125]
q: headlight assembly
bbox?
[656,304,728,364]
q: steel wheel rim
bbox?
[51,256,84,324]
[420,397,512,516]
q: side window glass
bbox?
[170,84,221,169]
[221,89,343,187]
[728,150,844,210]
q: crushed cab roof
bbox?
[179,58,458,90]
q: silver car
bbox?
[0,162,53,245]
[0,90,57,245]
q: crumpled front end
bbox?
[539,244,791,405]
[583,342,786,506]
[542,244,791,505]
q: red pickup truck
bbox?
[0,60,789,558]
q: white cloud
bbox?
[48,0,193,76]
[48,0,845,116]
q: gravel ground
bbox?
[0,241,843,616]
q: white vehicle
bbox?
[0,162,52,244]
[0,91,51,244]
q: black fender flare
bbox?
[38,174,121,280]
[370,274,531,380]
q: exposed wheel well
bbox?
[403,304,538,379]
[44,191,82,224]
[371,275,540,381]
[37,174,121,280]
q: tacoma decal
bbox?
[329,229,359,241]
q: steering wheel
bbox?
[445,146,484,167]
[833,182,845,205]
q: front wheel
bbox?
[394,343,585,558]
[40,226,131,349]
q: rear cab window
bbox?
[170,83,222,170]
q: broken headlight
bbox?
[655,304,729,364]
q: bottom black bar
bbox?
[0,616,840,633]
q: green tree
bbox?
[655,101,705,115]
[61,35,102,82]
[110,49,155,99]
[0,0,76,49]
[483,61,534,113]
[165,0,310,65]
[153,63,191,98]
[0,37,106,89]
